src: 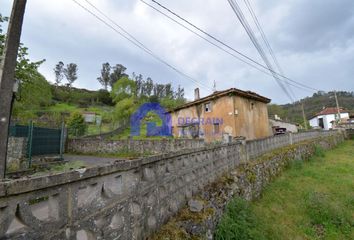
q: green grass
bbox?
[216,140,354,240]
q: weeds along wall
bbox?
[0,130,345,240]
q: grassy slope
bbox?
[245,140,354,240]
[216,140,354,240]
[45,103,115,135]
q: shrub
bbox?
[67,112,87,137]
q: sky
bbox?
[1,0,354,104]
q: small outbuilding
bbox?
[309,107,349,130]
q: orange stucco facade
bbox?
[170,89,271,142]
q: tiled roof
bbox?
[314,107,348,117]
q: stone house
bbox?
[309,107,349,130]
[169,88,271,142]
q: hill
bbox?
[268,91,354,125]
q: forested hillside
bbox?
[268,91,354,124]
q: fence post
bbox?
[289,132,293,145]
[27,120,33,168]
[59,122,65,161]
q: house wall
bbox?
[309,117,319,128]
[233,95,270,139]
[171,95,235,142]
[170,94,270,142]
[310,113,350,130]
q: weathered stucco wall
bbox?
[233,95,269,140]
[67,138,205,154]
[0,130,345,240]
[170,94,270,142]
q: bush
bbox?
[215,198,264,240]
[67,112,87,137]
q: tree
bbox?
[113,97,137,122]
[175,85,185,99]
[133,73,144,97]
[67,112,87,137]
[145,77,154,96]
[64,63,78,87]
[97,62,111,90]
[53,61,64,86]
[12,72,52,122]
[165,83,173,98]
[109,64,127,88]
[1,13,49,122]
[111,76,136,103]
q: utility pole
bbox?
[301,103,308,131]
[0,0,27,179]
[334,90,341,122]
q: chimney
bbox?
[194,88,200,100]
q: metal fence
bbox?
[9,122,65,167]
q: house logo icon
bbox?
[130,103,172,137]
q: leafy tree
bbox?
[96,89,114,106]
[64,63,78,87]
[165,83,173,98]
[112,97,137,122]
[1,14,45,85]
[54,61,64,86]
[110,64,127,89]
[12,72,52,121]
[67,112,87,137]
[97,62,111,90]
[111,76,136,103]
[160,97,185,110]
[145,77,154,96]
[132,73,144,97]
[154,84,165,98]
[1,13,50,122]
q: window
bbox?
[213,123,220,134]
[250,102,255,110]
[205,102,212,112]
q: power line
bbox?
[146,0,321,93]
[140,0,318,94]
[242,0,296,99]
[71,0,213,92]
[228,0,294,102]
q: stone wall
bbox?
[0,130,345,240]
[346,128,354,139]
[152,133,345,239]
[6,137,27,172]
[67,138,205,154]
